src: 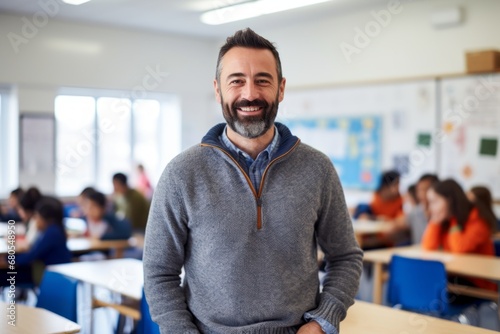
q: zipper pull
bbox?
[256,198,263,230]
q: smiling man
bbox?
[144,28,363,334]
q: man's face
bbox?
[214,47,286,139]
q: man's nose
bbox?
[241,81,259,101]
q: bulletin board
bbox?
[285,117,382,189]
[439,73,500,198]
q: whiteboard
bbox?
[278,79,438,190]
[439,74,500,198]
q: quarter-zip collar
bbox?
[201,122,300,230]
[201,122,299,161]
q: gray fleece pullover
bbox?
[144,123,363,334]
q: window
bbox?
[0,88,19,199]
[55,96,96,196]
[55,93,180,196]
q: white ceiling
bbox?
[0,0,388,39]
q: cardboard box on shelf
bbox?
[466,50,500,73]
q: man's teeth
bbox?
[239,107,261,112]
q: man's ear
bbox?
[278,77,286,102]
[214,79,222,104]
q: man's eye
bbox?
[257,80,270,85]
[230,80,243,84]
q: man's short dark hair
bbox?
[86,191,107,209]
[113,173,128,186]
[216,28,282,84]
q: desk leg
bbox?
[80,282,94,334]
[372,262,383,304]
[497,282,500,320]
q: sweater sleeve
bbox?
[304,163,363,330]
[143,166,200,333]
[421,222,442,250]
[446,219,491,253]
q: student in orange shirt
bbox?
[370,170,404,220]
[422,179,497,292]
[366,170,408,246]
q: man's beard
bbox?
[221,94,279,139]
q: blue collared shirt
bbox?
[220,126,280,191]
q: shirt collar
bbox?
[220,125,280,162]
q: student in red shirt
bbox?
[370,170,405,220]
[422,179,497,292]
[361,170,408,246]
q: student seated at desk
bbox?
[467,185,500,232]
[16,196,72,284]
[360,170,408,246]
[0,187,24,222]
[84,190,132,240]
[406,174,439,244]
[67,186,96,219]
[17,187,43,246]
[423,179,497,291]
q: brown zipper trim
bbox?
[201,139,301,230]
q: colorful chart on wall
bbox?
[439,74,500,198]
[284,116,382,190]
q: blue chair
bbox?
[494,240,500,257]
[388,255,449,316]
[138,290,160,334]
[36,271,78,322]
[353,203,373,219]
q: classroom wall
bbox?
[253,0,500,204]
[0,12,217,149]
[258,0,500,88]
[0,12,219,194]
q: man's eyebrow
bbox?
[255,72,274,79]
[226,72,275,81]
[226,73,245,80]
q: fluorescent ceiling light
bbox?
[201,0,333,25]
[62,0,92,5]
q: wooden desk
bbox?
[342,300,498,334]
[0,302,80,334]
[352,219,392,247]
[363,245,500,305]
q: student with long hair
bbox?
[468,185,500,231]
[16,196,72,284]
[422,179,497,291]
[17,187,43,246]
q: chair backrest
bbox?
[494,240,500,257]
[139,290,160,334]
[388,255,448,315]
[36,271,78,322]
